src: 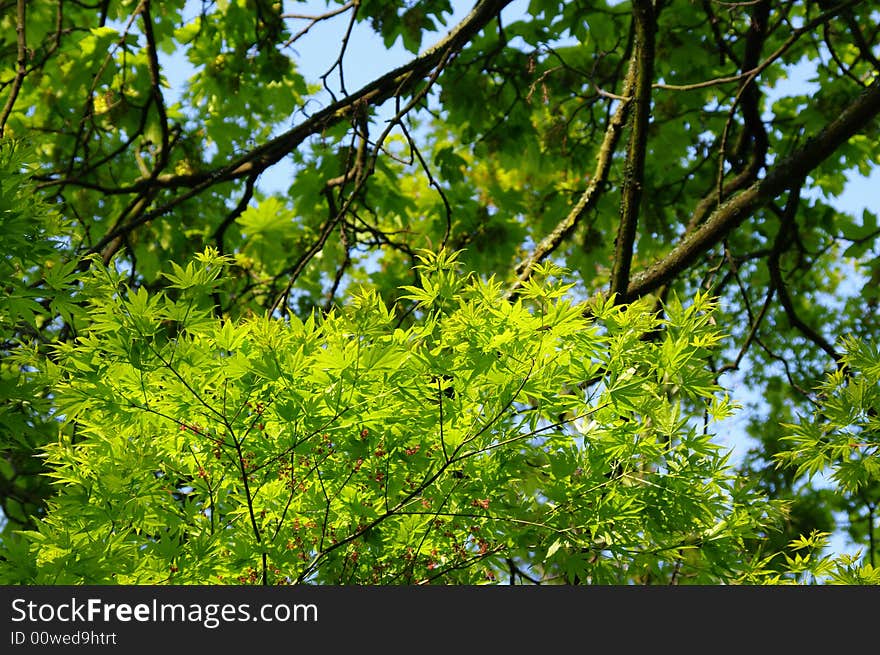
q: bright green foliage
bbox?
[3,0,880,584]
[780,339,880,491]
[774,339,880,569]
[0,251,805,584]
[0,141,81,530]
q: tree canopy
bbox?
[1,0,879,584]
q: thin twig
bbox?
[0,0,28,138]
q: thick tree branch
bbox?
[712,0,770,214]
[730,0,770,167]
[507,47,637,299]
[609,0,656,303]
[687,1,774,235]
[624,75,880,300]
[0,0,27,139]
[140,1,171,170]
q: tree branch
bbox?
[624,75,880,300]
[0,0,27,139]
[507,43,637,299]
[768,185,842,364]
[140,0,171,169]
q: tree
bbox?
[0,0,878,584]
